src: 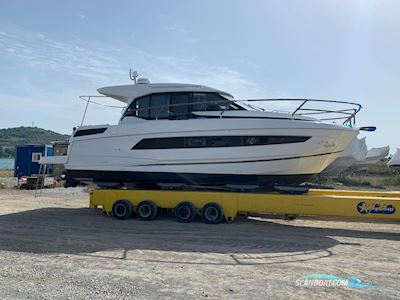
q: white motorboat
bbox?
[353,145,390,167]
[63,76,362,188]
[321,137,368,176]
[387,148,400,169]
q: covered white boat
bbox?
[321,137,367,176]
[39,156,68,165]
[353,146,390,167]
[63,77,362,188]
[387,148,400,169]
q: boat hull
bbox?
[64,118,358,187]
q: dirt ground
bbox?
[0,188,399,299]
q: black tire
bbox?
[201,202,224,224]
[64,175,79,188]
[175,201,197,223]
[112,200,133,220]
[136,200,158,221]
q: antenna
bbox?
[129,68,139,84]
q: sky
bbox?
[0,0,399,152]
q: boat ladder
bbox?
[34,163,47,197]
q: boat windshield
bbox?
[122,92,244,120]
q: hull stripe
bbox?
[66,170,315,187]
[133,150,343,167]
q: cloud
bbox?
[163,25,187,34]
[0,24,269,97]
[0,24,288,131]
[0,26,124,82]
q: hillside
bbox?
[0,127,70,158]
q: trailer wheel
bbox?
[201,202,224,224]
[175,201,196,223]
[136,200,158,221]
[112,200,133,220]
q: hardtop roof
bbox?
[97,83,233,103]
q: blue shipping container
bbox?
[14,145,53,178]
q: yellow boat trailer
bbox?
[89,188,400,223]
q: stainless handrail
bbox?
[78,96,125,126]
[128,99,362,125]
[245,98,362,125]
[79,95,362,126]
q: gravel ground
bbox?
[0,187,399,299]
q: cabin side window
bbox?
[137,96,150,119]
[170,94,190,119]
[149,94,169,119]
[123,96,150,118]
[122,92,240,120]
[132,135,311,149]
